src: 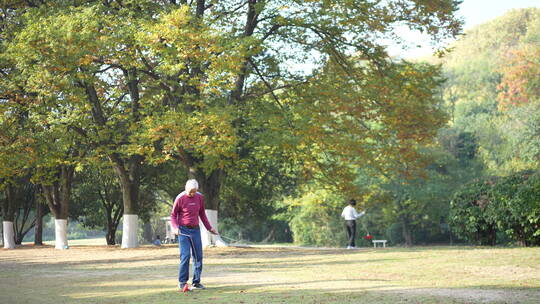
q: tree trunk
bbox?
[189,167,227,247]
[116,172,139,247]
[402,219,413,247]
[42,165,74,249]
[14,181,37,244]
[262,228,275,243]
[104,200,123,246]
[2,185,17,249]
[143,221,153,244]
[487,225,496,246]
[190,167,222,210]
[54,219,68,249]
[106,223,117,246]
[3,221,15,249]
[115,162,140,215]
[394,189,413,247]
[34,201,44,246]
[110,154,142,248]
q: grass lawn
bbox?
[1,244,539,303]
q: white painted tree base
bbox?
[55,219,68,249]
[3,221,15,249]
[200,209,228,247]
[121,214,139,248]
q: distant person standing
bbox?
[341,199,365,249]
[171,179,218,291]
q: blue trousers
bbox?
[178,226,203,284]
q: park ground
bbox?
[1,242,540,304]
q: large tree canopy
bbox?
[1,0,462,247]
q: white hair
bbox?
[185,179,199,193]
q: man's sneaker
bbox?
[178,282,190,292]
[192,283,206,289]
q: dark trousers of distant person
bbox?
[345,220,356,247]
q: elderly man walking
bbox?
[171,179,218,291]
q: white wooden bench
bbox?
[372,240,387,248]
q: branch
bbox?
[21,218,36,240]
[98,188,108,208]
[248,58,297,130]
[95,65,117,74]
[108,153,127,176]
[211,1,249,22]
[196,0,205,17]
[113,202,124,225]
[81,81,108,126]
[67,125,88,138]
[229,0,260,103]
[138,52,160,80]
[244,81,308,99]
[111,92,128,111]
[261,24,281,42]
[248,58,285,111]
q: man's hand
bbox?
[209,228,218,235]
[173,228,179,235]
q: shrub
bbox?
[450,170,540,246]
[489,171,540,246]
[450,178,498,245]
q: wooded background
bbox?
[1,1,538,248]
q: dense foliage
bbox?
[450,171,540,246]
[2,3,538,248]
[488,171,540,246]
[449,178,498,245]
[1,0,463,247]
[441,8,540,247]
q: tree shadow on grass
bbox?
[2,245,540,304]
[211,258,404,272]
[0,253,181,268]
[2,245,409,270]
[39,281,540,304]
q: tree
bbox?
[219,148,299,243]
[495,43,540,171]
[285,59,449,196]
[71,166,124,245]
[497,44,540,110]
[34,124,83,249]
[0,78,36,249]
[345,126,485,246]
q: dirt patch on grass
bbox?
[392,288,540,303]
